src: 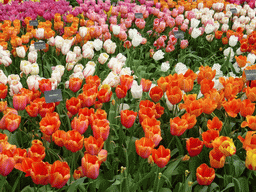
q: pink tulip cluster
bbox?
[225,0,255,8]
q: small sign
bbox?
[45,89,63,103]
[135,13,143,19]
[245,70,256,81]
[29,20,38,26]
[34,41,46,50]
[230,8,237,14]
[174,31,184,39]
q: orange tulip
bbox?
[79,91,97,108]
[121,110,137,129]
[135,137,155,159]
[71,114,89,135]
[91,119,110,141]
[86,75,101,89]
[52,130,67,147]
[197,66,216,84]
[204,89,225,109]
[202,98,217,115]
[209,148,226,169]
[181,113,197,129]
[81,153,101,179]
[235,55,249,68]
[39,79,52,93]
[139,100,155,109]
[218,138,236,157]
[200,79,214,95]
[120,75,133,90]
[151,145,171,168]
[115,84,127,99]
[207,117,223,132]
[155,103,164,119]
[69,77,83,92]
[64,130,84,153]
[166,86,182,105]
[30,161,50,185]
[0,153,15,176]
[149,86,164,103]
[66,97,81,115]
[240,99,255,117]
[28,144,46,160]
[215,31,223,39]
[13,148,27,163]
[97,149,108,162]
[222,99,242,118]
[179,99,203,117]
[186,137,203,157]
[157,76,168,92]
[139,107,156,123]
[244,87,256,102]
[241,116,256,130]
[179,77,194,92]
[144,126,162,147]
[0,101,7,112]
[84,136,104,155]
[39,112,60,136]
[141,78,152,92]
[73,166,84,180]
[49,161,70,189]
[202,129,219,148]
[39,102,55,118]
[4,113,21,132]
[97,84,112,103]
[170,117,188,136]
[238,131,256,151]
[196,163,215,186]
[0,83,8,99]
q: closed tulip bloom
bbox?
[202,129,220,148]
[9,80,23,96]
[200,79,214,95]
[170,117,188,136]
[4,113,21,132]
[152,145,171,168]
[52,130,67,147]
[65,130,84,153]
[49,161,70,189]
[207,117,223,131]
[98,53,109,64]
[135,137,155,159]
[144,125,162,147]
[81,153,100,179]
[92,119,110,141]
[196,163,215,186]
[0,101,7,113]
[166,86,183,105]
[39,79,52,93]
[240,99,255,117]
[84,136,104,155]
[141,117,160,132]
[121,110,137,129]
[66,97,81,115]
[79,91,97,108]
[115,85,127,99]
[218,139,236,157]
[69,77,82,93]
[97,85,112,103]
[245,149,256,171]
[180,40,188,49]
[28,144,46,160]
[13,93,28,111]
[186,138,204,157]
[28,51,37,63]
[238,131,256,151]
[73,166,84,180]
[131,83,143,99]
[16,46,26,58]
[0,83,8,99]
[0,153,15,176]
[71,114,89,135]
[209,148,226,169]
[149,86,163,103]
[30,161,50,185]
[120,75,133,90]
[223,99,242,118]
[140,78,152,92]
[139,107,156,124]
[38,103,55,118]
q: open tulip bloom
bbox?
[0,0,256,191]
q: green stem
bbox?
[154,166,160,192]
[0,175,6,192]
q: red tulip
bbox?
[186,137,203,157]
[81,153,101,179]
[196,163,215,186]
[151,145,171,168]
[121,110,137,129]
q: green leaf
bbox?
[105,185,119,192]
[221,183,234,192]
[209,182,220,192]
[189,156,201,181]
[233,177,241,192]
[232,155,246,178]
[174,136,184,156]
[159,188,172,192]
[173,182,183,192]
[238,177,249,192]
[20,186,33,192]
[67,177,86,192]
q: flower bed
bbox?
[0,0,256,191]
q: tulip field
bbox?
[1,0,256,191]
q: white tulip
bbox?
[28,51,38,63]
[16,46,26,58]
[153,50,165,61]
[31,63,39,75]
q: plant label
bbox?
[135,13,143,19]
[34,41,46,50]
[174,31,184,39]
[245,70,256,81]
[45,89,63,103]
[29,20,38,27]
[230,8,237,14]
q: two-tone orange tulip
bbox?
[207,117,223,132]
[135,137,155,159]
[64,130,84,153]
[151,145,171,168]
[121,110,137,129]
[0,83,8,99]
[186,138,203,157]
[52,130,67,147]
[202,129,219,148]
[241,116,256,130]
[84,136,104,155]
[71,114,89,135]
[91,119,110,141]
[209,148,226,169]
[170,117,188,136]
[66,97,81,115]
[69,77,83,92]
[181,113,197,129]
[240,99,255,117]
[196,163,215,186]
[149,86,164,103]
[238,131,256,151]
[81,153,101,179]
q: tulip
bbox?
[39,113,60,136]
[121,110,137,129]
[149,86,163,103]
[65,130,84,153]
[135,137,155,159]
[4,113,21,132]
[16,46,26,58]
[245,149,256,171]
[66,97,81,115]
[0,83,8,99]
[207,117,223,131]
[71,114,89,135]
[28,144,46,160]
[49,161,70,189]
[52,130,67,147]
[170,117,188,136]
[196,163,215,186]
[0,153,15,176]
[92,119,110,141]
[186,138,204,157]
[152,145,171,168]
[81,153,100,179]
[238,131,256,151]
[28,51,38,63]
[30,161,50,185]
[84,136,104,155]
[13,93,28,111]
[97,85,112,103]
[98,53,109,64]
[140,78,152,92]
[209,148,226,169]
